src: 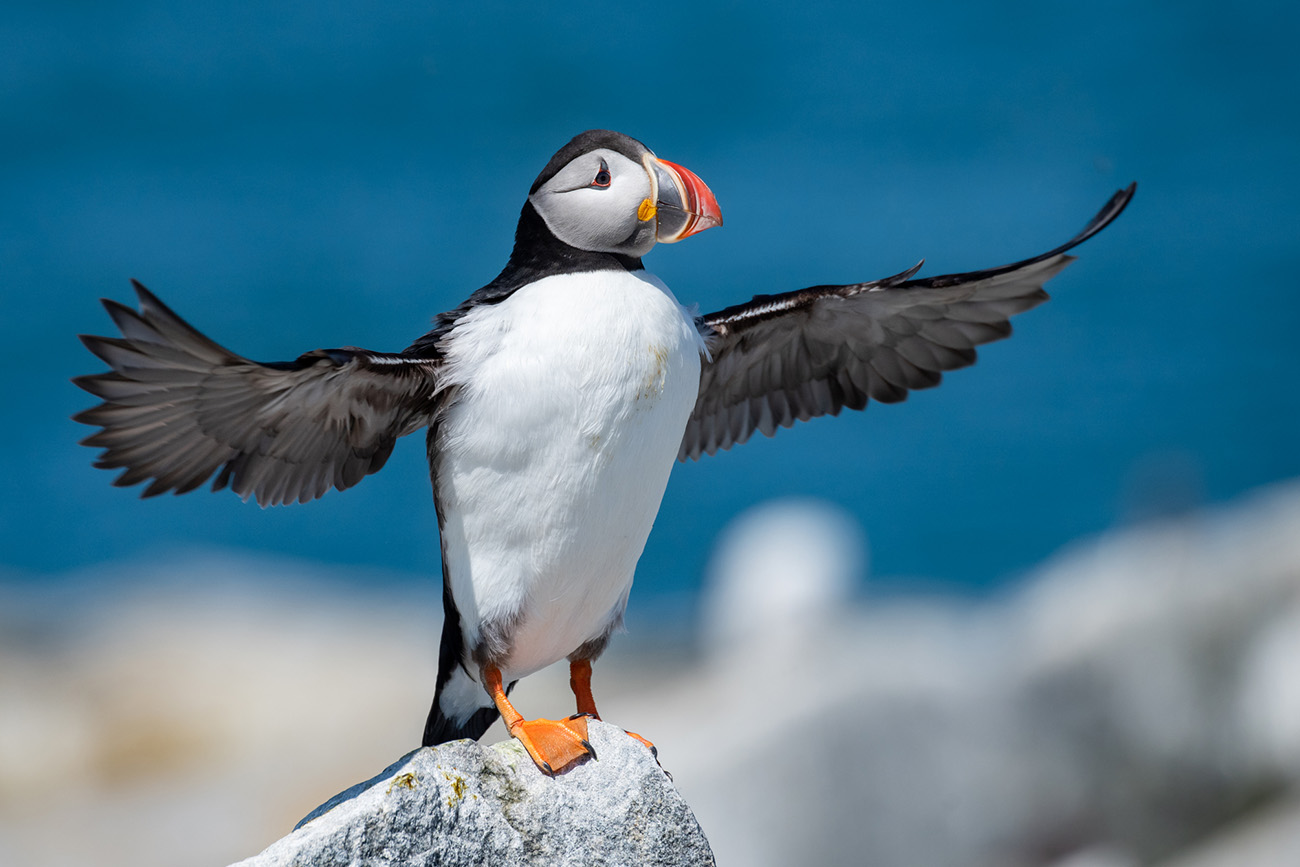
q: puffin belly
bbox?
[435,270,704,681]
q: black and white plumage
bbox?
[75,130,1134,771]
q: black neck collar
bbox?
[403,202,644,357]
[483,201,643,295]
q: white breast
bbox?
[435,269,705,681]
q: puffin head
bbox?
[527,130,723,258]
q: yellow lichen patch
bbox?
[443,771,468,808]
[386,771,417,793]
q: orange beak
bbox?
[647,156,723,242]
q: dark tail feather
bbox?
[422,698,501,747]
[425,570,503,746]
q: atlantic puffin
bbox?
[75,130,1135,773]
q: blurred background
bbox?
[2,1,1298,865]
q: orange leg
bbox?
[569,658,600,718]
[484,664,594,774]
[568,658,657,757]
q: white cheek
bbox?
[532,184,645,251]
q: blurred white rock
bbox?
[1237,601,1300,778]
[700,497,865,655]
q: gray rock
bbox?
[230,719,715,867]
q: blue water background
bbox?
[3,1,1297,600]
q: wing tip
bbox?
[875,259,925,289]
[129,278,155,303]
[1082,180,1137,242]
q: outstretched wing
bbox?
[75,281,442,506]
[680,183,1135,461]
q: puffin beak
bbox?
[644,156,723,243]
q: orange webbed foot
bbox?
[623,729,669,778]
[623,729,657,759]
[508,712,596,774]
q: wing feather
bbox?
[75,281,442,506]
[680,184,1135,460]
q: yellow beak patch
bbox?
[637,198,657,222]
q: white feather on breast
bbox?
[435,269,704,681]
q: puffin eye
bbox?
[592,160,612,188]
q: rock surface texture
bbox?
[230,719,715,867]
